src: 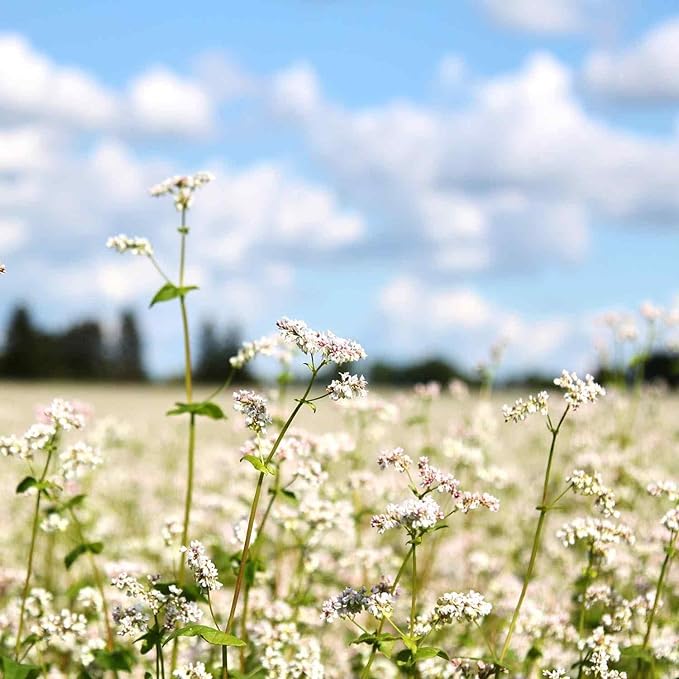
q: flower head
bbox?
[502,391,550,423]
[553,371,605,410]
[106,234,153,256]
[149,172,214,211]
[180,540,222,592]
[276,317,366,364]
[326,372,368,401]
[233,389,272,435]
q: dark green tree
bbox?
[2,305,44,378]
[112,310,146,381]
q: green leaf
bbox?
[163,624,245,647]
[149,283,199,307]
[0,656,41,679]
[279,489,298,504]
[415,647,449,660]
[61,494,87,510]
[241,454,275,475]
[92,648,135,671]
[135,626,163,655]
[166,401,225,419]
[16,476,38,494]
[64,542,104,569]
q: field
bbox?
[0,375,677,679]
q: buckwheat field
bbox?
[0,175,676,679]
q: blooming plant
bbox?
[0,173,677,679]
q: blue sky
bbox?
[2,0,679,377]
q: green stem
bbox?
[498,407,569,664]
[576,547,595,679]
[642,529,677,649]
[410,545,417,634]
[360,544,415,679]
[67,506,115,651]
[15,441,56,659]
[224,368,320,645]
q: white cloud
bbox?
[0,217,27,253]
[436,54,467,89]
[479,0,602,35]
[378,276,574,369]
[271,63,322,121]
[584,18,679,102]
[127,67,215,137]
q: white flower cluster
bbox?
[371,497,444,535]
[454,491,500,514]
[229,333,292,369]
[543,670,568,679]
[661,507,679,533]
[415,590,492,635]
[111,572,202,635]
[173,661,212,679]
[557,518,635,559]
[647,480,679,503]
[567,469,618,517]
[233,389,272,435]
[326,372,368,401]
[553,371,606,410]
[40,512,69,533]
[579,627,626,678]
[320,582,395,623]
[0,434,30,458]
[417,456,460,495]
[502,391,550,423]
[149,171,215,211]
[377,446,413,472]
[180,540,222,592]
[43,398,86,431]
[276,317,366,364]
[106,234,153,256]
[59,442,102,480]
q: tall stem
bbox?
[15,443,55,659]
[224,369,319,641]
[642,529,677,650]
[576,547,595,679]
[498,407,569,664]
[410,545,417,634]
[360,545,415,679]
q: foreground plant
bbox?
[498,372,606,671]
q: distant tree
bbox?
[2,305,43,378]
[57,320,107,379]
[112,310,146,381]
[370,357,467,385]
[195,321,252,383]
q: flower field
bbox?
[0,175,677,679]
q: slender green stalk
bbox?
[410,545,417,634]
[360,545,415,679]
[576,547,595,679]
[498,407,569,664]
[15,443,56,659]
[642,529,677,650]
[224,368,320,651]
[66,506,115,651]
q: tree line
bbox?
[0,305,251,383]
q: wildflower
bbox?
[377,446,413,472]
[106,234,154,256]
[417,457,460,495]
[647,480,679,503]
[276,317,366,364]
[161,518,183,547]
[233,389,272,435]
[543,670,568,679]
[454,491,500,514]
[371,497,444,534]
[40,512,69,533]
[59,442,102,480]
[557,518,635,559]
[502,391,550,423]
[173,662,212,679]
[149,172,215,211]
[112,604,148,636]
[42,398,85,431]
[0,434,29,458]
[180,540,222,592]
[414,381,441,400]
[553,371,605,410]
[661,507,679,533]
[326,372,368,401]
[229,334,291,369]
[419,591,492,631]
[320,586,369,623]
[567,469,618,517]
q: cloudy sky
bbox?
[2,0,679,377]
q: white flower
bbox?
[553,371,605,410]
[371,497,444,534]
[173,662,212,679]
[180,540,222,592]
[661,507,679,533]
[0,434,29,459]
[149,172,215,211]
[42,399,85,431]
[420,590,492,630]
[59,442,102,480]
[502,391,550,423]
[233,389,272,435]
[106,234,153,256]
[567,469,618,517]
[40,512,69,533]
[276,317,366,364]
[377,446,413,472]
[326,372,368,401]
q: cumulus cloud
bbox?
[378,276,574,370]
[584,17,679,102]
[478,0,602,34]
